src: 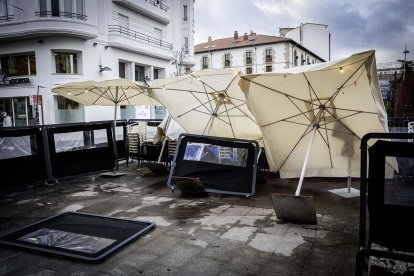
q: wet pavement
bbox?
[0,163,360,275]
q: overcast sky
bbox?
[194,0,414,63]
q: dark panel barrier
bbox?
[0,127,47,186]
[45,122,115,179]
[168,134,258,197]
[0,212,155,263]
[115,121,127,160]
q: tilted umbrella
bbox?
[149,68,262,142]
[52,78,161,174]
[239,50,397,223]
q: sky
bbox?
[194,0,414,63]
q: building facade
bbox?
[0,0,195,126]
[194,23,330,74]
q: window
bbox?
[0,53,36,76]
[76,0,84,19]
[224,54,230,67]
[38,0,47,17]
[246,51,252,65]
[135,65,145,82]
[153,68,159,79]
[294,50,298,66]
[64,0,73,18]
[118,13,128,29]
[183,5,188,21]
[119,62,125,78]
[57,95,80,110]
[307,57,310,65]
[51,0,60,16]
[184,37,189,54]
[202,56,208,69]
[266,49,272,62]
[1,0,13,20]
[54,52,77,74]
[246,67,252,74]
[185,67,190,75]
[265,65,272,72]
[301,54,305,65]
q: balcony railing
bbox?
[147,0,169,12]
[0,14,14,22]
[108,25,173,50]
[35,11,87,20]
[246,58,252,65]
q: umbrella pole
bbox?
[295,125,318,196]
[113,101,119,172]
[157,114,172,163]
[295,110,323,196]
[206,95,223,136]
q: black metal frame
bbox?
[0,212,155,263]
[357,132,414,275]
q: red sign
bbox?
[29,95,42,105]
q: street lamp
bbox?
[403,44,410,80]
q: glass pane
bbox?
[18,228,116,254]
[116,126,123,141]
[183,142,248,167]
[0,135,34,159]
[51,0,60,16]
[64,0,73,18]
[39,0,47,16]
[13,97,27,126]
[29,55,36,75]
[54,131,84,153]
[93,129,108,146]
[76,0,84,19]
[384,156,414,206]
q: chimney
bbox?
[243,33,248,41]
[208,36,212,43]
[234,31,238,40]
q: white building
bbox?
[194,23,330,74]
[0,0,195,126]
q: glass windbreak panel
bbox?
[93,129,108,146]
[384,156,414,207]
[54,96,84,124]
[0,135,34,159]
[115,126,123,141]
[183,142,248,167]
[18,228,116,254]
[54,131,84,153]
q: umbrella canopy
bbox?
[239,50,396,178]
[153,112,186,144]
[52,78,160,106]
[149,69,262,141]
[52,78,161,172]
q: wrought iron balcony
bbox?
[266,56,272,63]
[246,57,252,65]
[147,0,169,12]
[0,14,14,22]
[108,25,173,50]
[35,11,87,20]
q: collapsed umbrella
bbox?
[240,50,397,223]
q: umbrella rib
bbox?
[320,111,366,128]
[223,100,236,138]
[177,95,217,118]
[262,107,318,128]
[324,108,363,139]
[119,86,130,104]
[303,73,323,106]
[201,82,215,113]
[327,58,368,105]
[92,87,113,105]
[241,77,314,105]
[327,106,377,115]
[227,95,247,103]
[286,95,313,122]
[278,125,314,172]
[216,102,258,126]
[320,109,333,167]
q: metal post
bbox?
[113,88,119,171]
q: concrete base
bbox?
[100,172,127,178]
[328,187,360,198]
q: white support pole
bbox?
[113,88,119,171]
[295,109,323,196]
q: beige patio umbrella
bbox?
[239,50,397,221]
[52,78,161,174]
[149,68,262,142]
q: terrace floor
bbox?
[0,162,361,275]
